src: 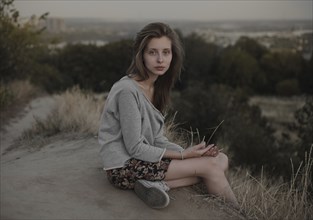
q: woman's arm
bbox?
[118,89,165,162]
[154,134,184,151]
[163,142,219,160]
[163,149,184,160]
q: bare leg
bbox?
[164,153,239,207]
[165,176,201,188]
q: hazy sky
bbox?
[14,0,313,21]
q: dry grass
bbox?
[22,87,105,139]
[164,112,190,148]
[0,80,41,108]
[229,147,313,220]
[0,80,42,129]
[20,89,312,219]
[9,80,41,101]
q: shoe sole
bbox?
[134,180,170,209]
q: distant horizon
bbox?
[22,15,313,24]
[44,17,313,22]
[15,1,312,22]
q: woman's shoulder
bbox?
[110,76,139,96]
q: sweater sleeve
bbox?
[118,90,165,162]
[154,130,184,151]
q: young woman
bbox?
[98,22,239,209]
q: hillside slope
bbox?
[0,96,243,219]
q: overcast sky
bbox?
[14,0,313,21]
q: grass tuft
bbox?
[21,86,105,140]
[229,145,312,219]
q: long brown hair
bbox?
[126,22,184,114]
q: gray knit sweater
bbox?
[98,76,183,170]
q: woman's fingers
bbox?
[197,143,214,154]
[202,145,220,157]
[187,143,221,158]
[194,142,206,150]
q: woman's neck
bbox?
[133,73,157,102]
[133,73,157,90]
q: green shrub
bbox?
[172,83,277,174]
[0,0,49,83]
[0,84,14,110]
[276,79,301,96]
[295,96,313,160]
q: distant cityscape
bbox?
[35,17,312,60]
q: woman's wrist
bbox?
[163,149,186,160]
[179,150,184,160]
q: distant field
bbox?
[249,96,305,124]
[249,96,306,140]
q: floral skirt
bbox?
[106,158,172,190]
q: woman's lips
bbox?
[155,66,165,71]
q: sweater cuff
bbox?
[158,148,166,162]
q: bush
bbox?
[276,79,301,96]
[172,83,277,173]
[0,83,14,110]
[22,86,105,139]
[216,47,262,91]
[0,80,40,111]
[0,0,49,83]
[0,80,41,129]
[294,96,313,161]
[41,40,133,93]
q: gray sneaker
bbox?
[134,180,170,209]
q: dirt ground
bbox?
[0,96,244,219]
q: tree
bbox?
[180,33,220,89]
[216,46,264,92]
[295,97,313,159]
[260,51,304,94]
[0,0,49,83]
[299,55,313,94]
[234,36,268,60]
[50,44,102,90]
[43,39,133,93]
[96,39,133,91]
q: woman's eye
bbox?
[163,50,171,55]
[148,50,156,55]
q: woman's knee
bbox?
[202,159,225,181]
[203,152,229,173]
[218,152,229,171]
[201,157,221,173]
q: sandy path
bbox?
[0,96,243,219]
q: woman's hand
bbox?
[202,144,219,157]
[181,142,214,158]
[182,143,220,159]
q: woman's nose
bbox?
[157,54,163,62]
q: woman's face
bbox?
[143,36,172,77]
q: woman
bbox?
[98,22,239,209]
